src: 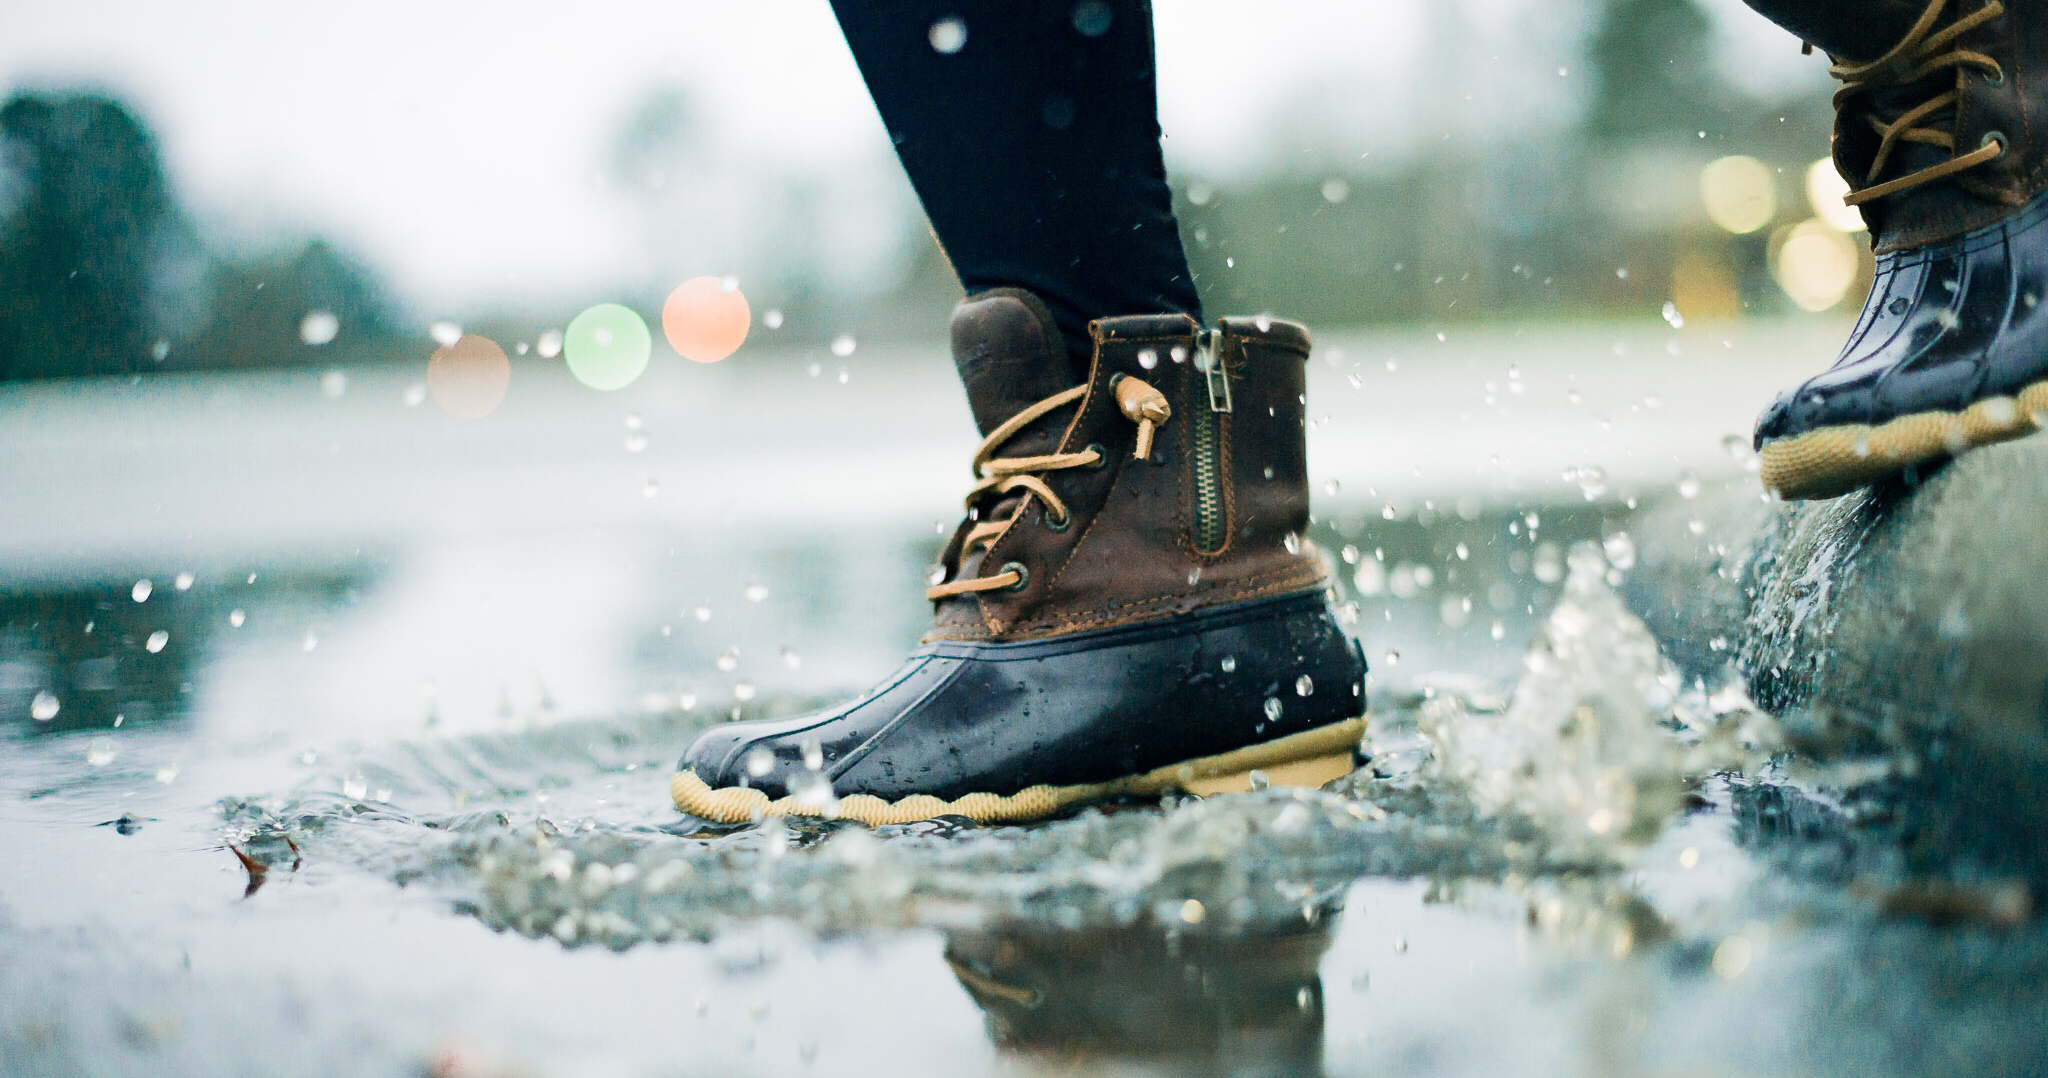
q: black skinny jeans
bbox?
[829,0,1198,376]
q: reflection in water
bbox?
[944,913,1337,1078]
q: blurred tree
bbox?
[1583,0,1734,143]
[0,91,190,380]
[180,239,407,370]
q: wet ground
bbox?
[4,319,2046,1078]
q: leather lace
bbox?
[1832,0,2007,207]
[926,376,1171,600]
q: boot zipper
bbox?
[1191,328,1230,555]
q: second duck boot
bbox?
[1748,0,2048,499]
[671,289,1368,826]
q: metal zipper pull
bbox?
[1195,327,1232,413]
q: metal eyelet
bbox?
[1084,442,1108,468]
[1983,130,2009,154]
[1043,506,1072,532]
[998,562,1030,590]
[1983,66,2006,86]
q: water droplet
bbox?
[1455,542,1470,560]
[1179,898,1206,924]
[1602,531,1637,570]
[174,572,194,591]
[694,606,713,622]
[1340,544,1359,564]
[320,370,348,398]
[679,688,699,711]
[1661,301,1685,329]
[1323,479,1341,496]
[734,680,757,702]
[228,609,246,628]
[1382,649,1401,666]
[86,738,116,767]
[150,339,170,362]
[1071,1,1113,35]
[342,774,368,800]
[1220,655,1237,673]
[715,647,740,673]
[1263,697,1284,720]
[30,692,59,721]
[300,310,340,345]
[829,334,857,357]
[1137,348,1159,370]
[145,630,168,653]
[1295,674,1314,697]
[536,330,563,358]
[403,382,427,407]
[1393,935,1409,954]
[132,579,152,603]
[928,16,967,53]
[744,582,769,602]
[781,647,802,670]
[642,478,660,498]
[624,431,649,453]
[302,632,319,652]
[429,321,463,347]
[1283,532,1302,554]
[155,764,179,785]
[745,746,775,777]
[801,739,825,771]
[1615,267,1630,280]
[1321,177,1350,203]
[1677,470,1701,499]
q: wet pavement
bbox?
[5,320,2046,1078]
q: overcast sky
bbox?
[2,0,1814,318]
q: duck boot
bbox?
[671,289,1367,827]
[1748,0,2048,499]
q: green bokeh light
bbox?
[564,303,651,391]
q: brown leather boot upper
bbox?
[926,292,1329,642]
[1746,0,2048,250]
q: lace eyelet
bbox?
[1044,506,1071,532]
[998,562,1030,590]
[1084,442,1108,468]
[1983,66,2006,87]
[1983,131,2008,154]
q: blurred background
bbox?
[0,0,1851,744]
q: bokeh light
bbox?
[1805,158,1866,232]
[564,304,651,391]
[1699,155,1777,235]
[661,276,750,364]
[427,334,510,419]
[1771,220,1860,312]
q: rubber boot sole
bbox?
[669,714,1367,827]
[1760,379,2048,499]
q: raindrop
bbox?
[430,321,464,347]
[744,582,770,602]
[1263,697,1284,720]
[1283,532,1302,554]
[1382,649,1401,666]
[1321,177,1350,203]
[1615,267,1630,280]
[781,647,802,669]
[30,692,59,722]
[302,631,319,652]
[1340,544,1359,564]
[403,383,427,407]
[1602,531,1637,570]
[155,764,179,785]
[716,648,740,673]
[830,333,857,357]
[1677,470,1701,499]
[1137,348,1159,370]
[537,330,563,358]
[1220,655,1237,673]
[642,478,660,498]
[300,310,340,345]
[745,747,775,777]
[763,309,785,329]
[928,16,967,53]
[228,609,246,628]
[86,739,116,767]
[132,579,152,603]
[1323,479,1341,496]
[174,572,194,591]
[1295,674,1314,697]
[1393,935,1409,954]
[342,774,368,800]
[694,605,713,622]
[145,631,168,653]
[1661,301,1685,329]
[1179,898,1206,924]
[1071,0,1113,35]
[321,370,348,398]
[679,688,699,711]
[625,431,649,453]
[801,739,825,771]
[734,681,757,702]
[1455,542,1469,560]
[150,339,170,362]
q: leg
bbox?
[829,0,1200,376]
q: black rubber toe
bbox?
[676,590,1367,803]
[1755,187,2048,451]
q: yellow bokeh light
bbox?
[1804,158,1866,232]
[1771,220,1861,312]
[662,277,751,363]
[1699,155,1778,235]
[427,334,510,419]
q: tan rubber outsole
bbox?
[669,715,1368,828]
[1760,380,2048,500]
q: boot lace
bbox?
[926,375,1171,600]
[1832,0,2007,207]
